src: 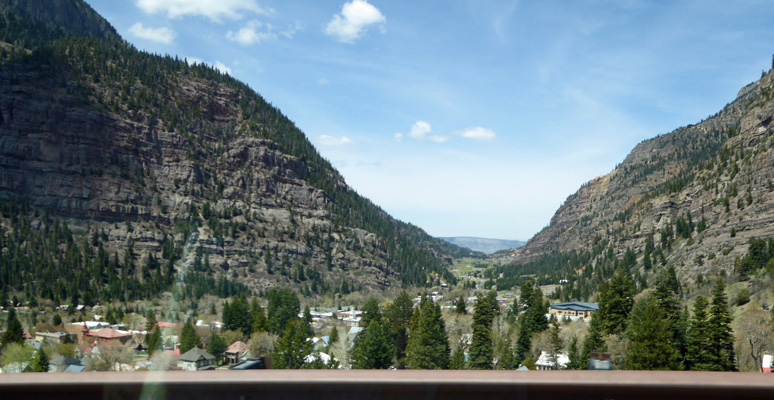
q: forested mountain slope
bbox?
[503,66,774,297]
[0,0,473,304]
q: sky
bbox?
[87,0,774,241]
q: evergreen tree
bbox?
[406,300,450,369]
[450,343,466,369]
[223,295,251,336]
[145,309,157,330]
[302,306,314,338]
[31,349,49,372]
[207,333,227,364]
[625,297,681,370]
[361,297,381,327]
[496,337,515,370]
[566,335,582,370]
[328,325,339,348]
[267,288,300,335]
[272,318,313,369]
[652,267,686,358]
[384,291,414,368]
[351,320,392,369]
[580,315,605,367]
[52,313,62,326]
[468,291,498,369]
[1,307,24,351]
[455,296,467,314]
[547,320,563,369]
[685,296,712,370]
[707,279,736,371]
[597,267,635,335]
[251,301,268,333]
[146,326,162,356]
[179,320,201,354]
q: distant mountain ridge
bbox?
[440,237,525,255]
[505,64,774,289]
[0,0,474,302]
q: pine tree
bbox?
[450,343,466,369]
[31,349,49,372]
[1,307,24,351]
[207,333,227,364]
[272,318,313,369]
[566,335,582,370]
[146,326,162,356]
[625,297,681,370]
[384,291,413,368]
[597,267,635,335]
[145,309,157,330]
[405,300,450,369]
[351,320,392,369]
[547,320,563,369]
[328,325,339,347]
[455,296,467,314]
[267,288,300,335]
[707,279,737,371]
[468,291,498,369]
[251,302,268,333]
[361,297,381,327]
[179,320,201,354]
[685,296,712,370]
[580,315,605,367]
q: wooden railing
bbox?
[1,369,773,399]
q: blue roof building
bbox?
[548,302,599,320]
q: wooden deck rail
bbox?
[1,369,773,399]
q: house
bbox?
[178,347,216,371]
[225,341,250,364]
[535,351,569,370]
[229,356,271,370]
[588,353,612,370]
[762,353,773,373]
[49,355,83,373]
[548,302,599,320]
[35,331,76,345]
[312,336,330,351]
[86,327,133,344]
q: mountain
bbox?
[439,237,523,255]
[0,0,471,303]
[502,65,774,296]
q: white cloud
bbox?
[396,121,448,143]
[227,20,274,45]
[319,135,354,146]
[213,61,232,75]
[456,126,496,140]
[318,78,330,85]
[128,22,176,44]
[325,0,386,44]
[226,20,301,46]
[185,57,203,65]
[409,121,432,139]
[135,0,271,21]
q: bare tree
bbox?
[734,309,774,372]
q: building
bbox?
[548,302,599,320]
[535,351,569,370]
[35,331,76,345]
[85,327,133,344]
[225,341,249,364]
[178,347,216,371]
[762,353,773,373]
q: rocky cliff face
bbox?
[512,69,774,284]
[0,2,467,298]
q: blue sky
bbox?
[87,0,774,240]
